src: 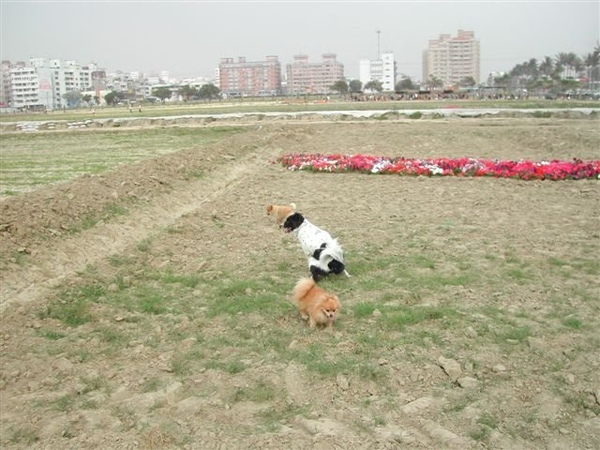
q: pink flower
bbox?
[277,154,600,181]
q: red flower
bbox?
[277,154,600,181]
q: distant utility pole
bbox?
[376,30,381,57]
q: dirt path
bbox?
[0,128,285,312]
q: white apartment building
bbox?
[6,58,101,110]
[423,30,480,88]
[10,66,40,109]
[359,52,396,92]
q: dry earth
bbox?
[1,115,600,449]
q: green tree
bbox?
[426,75,444,90]
[178,85,198,101]
[526,58,539,80]
[395,76,415,91]
[364,80,383,93]
[330,79,349,96]
[104,90,124,106]
[198,83,221,101]
[152,87,172,102]
[583,46,600,89]
[556,52,581,78]
[82,94,93,105]
[539,56,555,79]
[458,76,477,87]
[63,90,83,108]
[348,79,362,93]
[493,73,509,87]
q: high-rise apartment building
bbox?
[423,30,480,88]
[285,54,344,95]
[359,52,396,91]
[218,56,282,97]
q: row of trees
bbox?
[329,75,472,95]
[95,83,222,106]
[329,45,600,95]
[493,47,600,91]
[151,83,221,102]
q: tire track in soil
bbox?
[0,143,280,313]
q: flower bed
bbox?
[277,154,600,181]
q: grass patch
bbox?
[71,203,129,233]
[140,376,164,393]
[562,316,582,330]
[0,127,246,195]
[410,254,436,269]
[137,238,152,252]
[352,302,379,318]
[51,393,77,412]
[379,305,457,330]
[231,379,276,403]
[8,426,39,445]
[108,254,137,267]
[499,325,532,343]
[203,277,290,317]
[258,403,310,431]
[205,359,247,375]
[39,298,94,327]
[159,272,201,289]
[111,405,138,431]
[37,329,67,340]
[138,294,169,315]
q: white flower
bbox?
[371,160,391,174]
[424,164,444,175]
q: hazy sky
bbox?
[2,1,599,81]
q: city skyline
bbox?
[2,1,598,82]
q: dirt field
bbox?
[1,115,599,449]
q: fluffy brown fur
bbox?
[292,277,341,328]
[266,203,296,226]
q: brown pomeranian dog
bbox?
[292,277,341,328]
[266,203,296,226]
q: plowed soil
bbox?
[1,114,599,450]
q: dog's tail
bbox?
[290,202,296,210]
[292,277,316,302]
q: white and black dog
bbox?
[283,212,350,282]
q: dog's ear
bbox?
[266,205,273,214]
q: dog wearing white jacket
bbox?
[282,212,350,282]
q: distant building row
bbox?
[217,30,480,97]
[217,53,345,97]
[0,59,181,110]
[0,59,106,110]
[1,30,481,109]
[217,52,399,97]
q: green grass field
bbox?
[0,127,245,196]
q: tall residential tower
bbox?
[423,29,480,88]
